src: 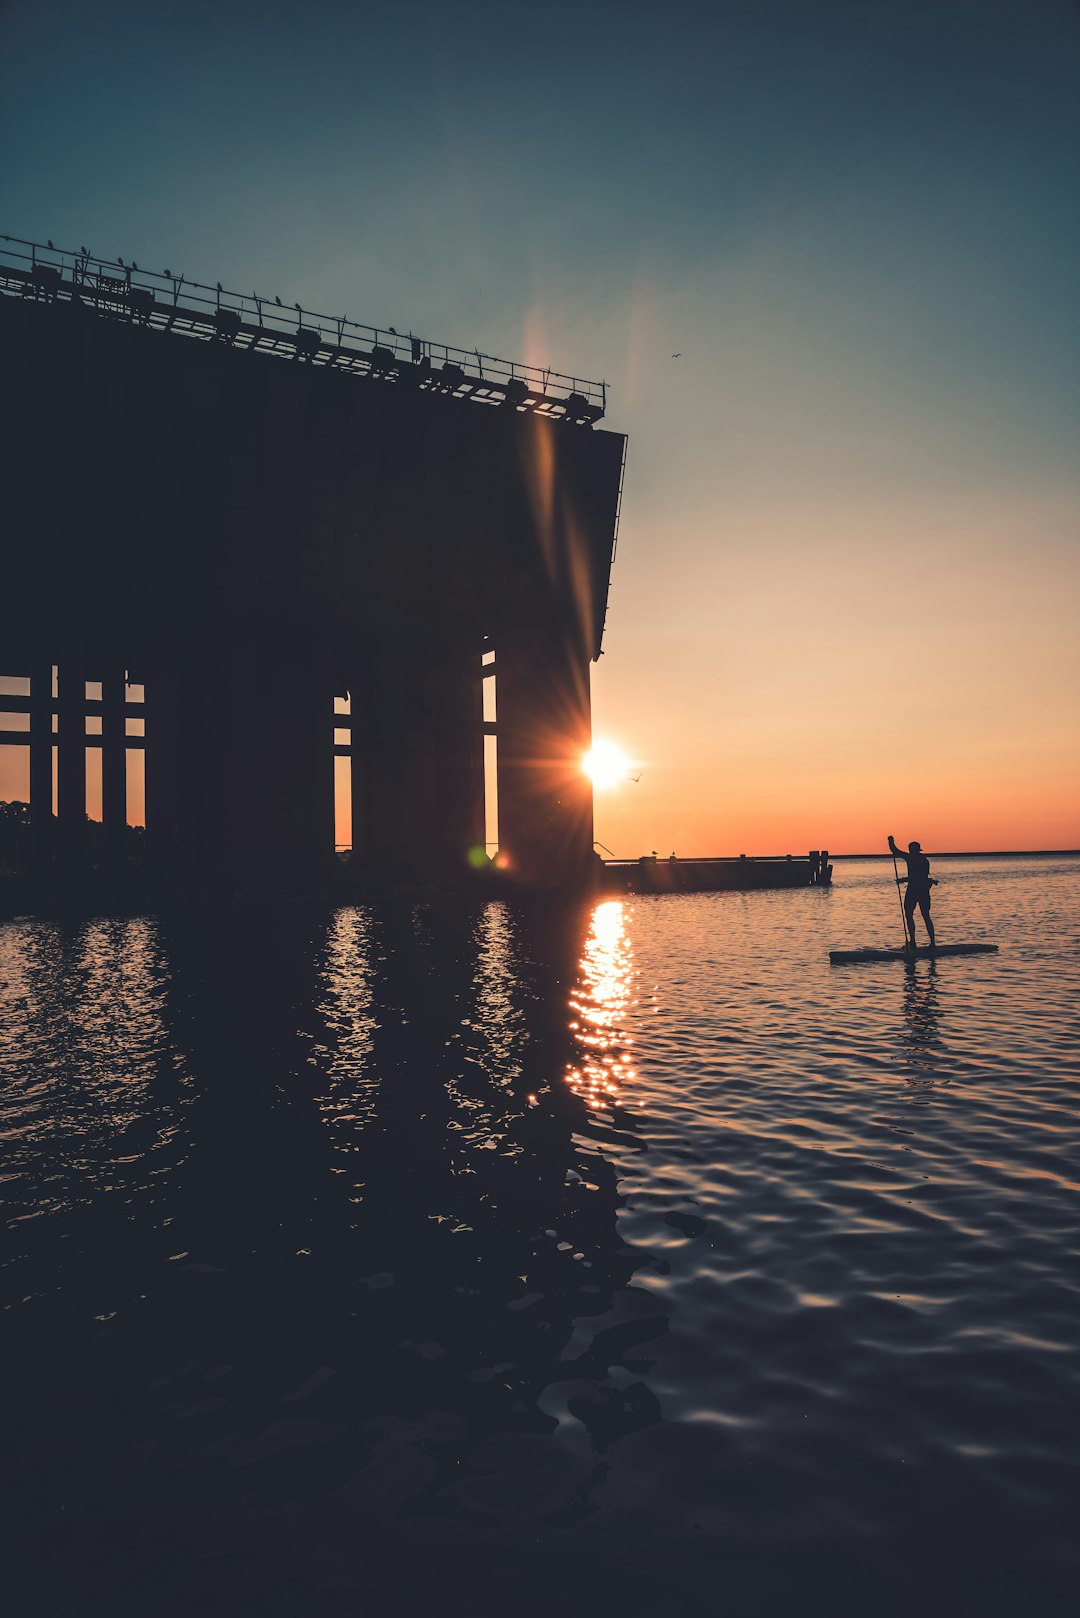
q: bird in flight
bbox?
[672,352,681,358]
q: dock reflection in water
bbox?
[2,897,659,1614]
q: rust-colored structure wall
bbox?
[1,291,624,890]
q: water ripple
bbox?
[1,859,1078,1614]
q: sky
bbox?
[1,0,1078,854]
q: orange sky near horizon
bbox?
[589,485,1080,857]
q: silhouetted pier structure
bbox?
[602,851,832,895]
[0,236,625,894]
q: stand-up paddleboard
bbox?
[829,943,998,965]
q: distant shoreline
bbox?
[830,849,1080,861]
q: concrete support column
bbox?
[187,622,334,891]
[353,649,485,886]
[427,650,485,879]
[194,637,256,886]
[462,651,486,857]
[496,613,593,889]
[56,664,86,870]
[144,635,184,881]
[359,690,420,883]
[101,665,127,876]
[314,680,337,874]
[29,660,53,877]
[146,632,237,891]
[246,648,335,885]
[348,682,366,868]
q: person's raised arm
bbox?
[887,835,903,856]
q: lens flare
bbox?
[582,739,632,790]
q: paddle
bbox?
[888,838,913,953]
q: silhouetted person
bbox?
[888,835,938,949]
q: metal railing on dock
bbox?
[0,235,606,423]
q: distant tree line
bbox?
[0,801,146,874]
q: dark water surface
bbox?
[2,858,1078,1616]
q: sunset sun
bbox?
[583,739,633,791]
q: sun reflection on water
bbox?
[565,899,636,1110]
[311,907,381,1159]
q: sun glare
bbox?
[583,739,632,791]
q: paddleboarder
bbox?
[888,835,938,950]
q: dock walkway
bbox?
[600,852,832,895]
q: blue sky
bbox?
[3,0,1078,849]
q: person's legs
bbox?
[917,893,935,946]
[904,890,918,949]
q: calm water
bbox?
[2,857,1078,1616]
